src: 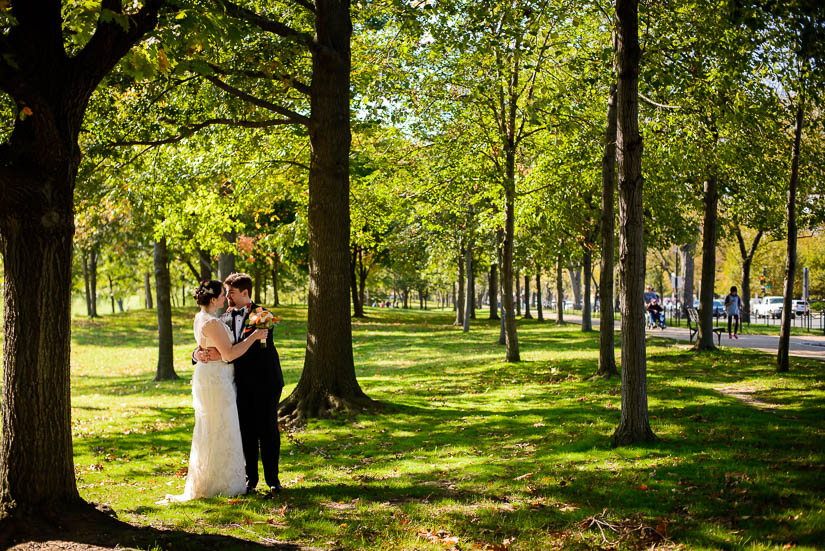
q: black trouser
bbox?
[727,314,740,335]
[236,388,282,489]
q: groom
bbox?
[195,272,284,495]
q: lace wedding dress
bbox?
[165,312,247,501]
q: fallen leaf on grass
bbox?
[635,484,649,491]
[514,472,533,481]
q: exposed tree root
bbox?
[279,388,380,429]
[611,425,658,447]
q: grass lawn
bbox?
[54,306,825,549]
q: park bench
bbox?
[686,307,724,346]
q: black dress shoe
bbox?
[245,485,257,495]
[268,481,283,495]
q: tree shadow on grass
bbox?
[4,505,319,550]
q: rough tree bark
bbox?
[612,0,656,446]
[598,84,618,378]
[153,239,178,382]
[734,226,762,324]
[778,102,804,373]
[279,0,373,425]
[536,270,544,322]
[523,273,532,319]
[696,169,719,351]
[0,1,163,522]
[556,255,565,325]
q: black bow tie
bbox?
[231,308,246,316]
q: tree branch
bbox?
[219,0,312,45]
[290,0,316,13]
[203,74,310,125]
[207,63,311,96]
[110,117,297,147]
[72,0,166,90]
[638,92,682,110]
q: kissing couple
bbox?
[164,272,285,502]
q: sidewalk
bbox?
[547,313,825,360]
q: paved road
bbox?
[547,313,825,360]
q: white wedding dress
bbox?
[165,312,247,502]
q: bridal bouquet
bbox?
[245,307,279,348]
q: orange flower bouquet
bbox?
[245,307,279,348]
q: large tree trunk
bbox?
[153,238,178,381]
[489,259,499,320]
[598,84,618,378]
[350,246,364,317]
[567,265,582,310]
[582,248,593,332]
[612,0,655,446]
[271,256,280,307]
[536,270,544,322]
[279,0,372,425]
[523,273,532,319]
[679,241,695,315]
[556,255,565,325]
[734,226,762,324]
[696,170,719,351]
[463,239,473,333]
[454,246,465,326]
[0,181,79,515]
[0,5,163,519]
[778,102,804,373]
[501,178,520,361]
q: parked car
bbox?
[752,296,785,319]
[712,299,725,317]
[792,299,811,316]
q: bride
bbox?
[165,280,267,502]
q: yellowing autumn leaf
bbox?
[158,49,170,73]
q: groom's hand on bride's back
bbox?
[193,346,221,362]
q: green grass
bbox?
[59,306,825,549]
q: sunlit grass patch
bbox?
[54,306,825,549]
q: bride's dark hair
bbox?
[194,280,224,306]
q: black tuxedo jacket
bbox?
[222,302,285,396]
